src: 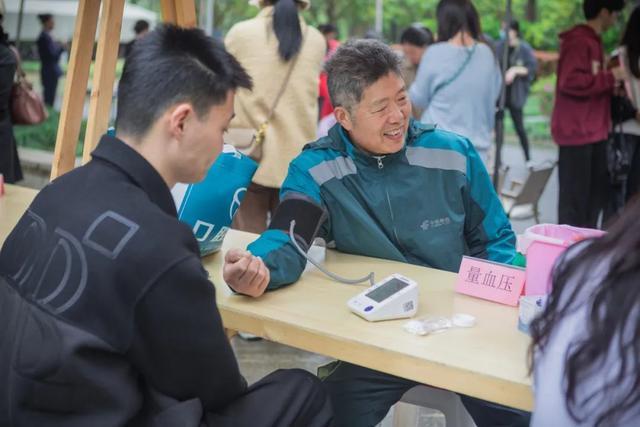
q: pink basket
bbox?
[522,224,605,295]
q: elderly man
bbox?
[224,39,528,426]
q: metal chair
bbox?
[500,161,556,224]
[380,385,476,427]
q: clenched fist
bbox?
[223,249,270,297]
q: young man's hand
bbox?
[223,249,270,297]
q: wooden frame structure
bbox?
[50,0,197,180]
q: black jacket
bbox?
[0,135,246,426]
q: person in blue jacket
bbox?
[36,13,65,106]
[224,39,528,427]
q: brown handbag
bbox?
[9,47,48,126]
[226,26,308,162]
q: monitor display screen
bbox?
[365,278,409,303]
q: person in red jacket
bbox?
[551,0,625,228]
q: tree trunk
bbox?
[525,0,537,22]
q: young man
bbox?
[224,39,528,427]
[551,0,625,227]
[495,20,538,162]
[36,13,65,106]
[0,25,332,427]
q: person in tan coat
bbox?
[226,0,325,233]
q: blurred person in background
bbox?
[617,6,640,203]
[226,0,325,233]
[0,19,22,183]
[399,25,434,119]
[409,0,502,167]
[550,0,625,228]
[36,13,65,107]
[124,19,150,57]
[495,20,538,162]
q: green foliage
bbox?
[148,0,630,52]
[14,107,86,156]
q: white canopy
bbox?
[2,0,157,42]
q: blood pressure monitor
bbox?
[348,274,419,321]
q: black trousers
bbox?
[558,140,609,228]
[625,133,640,203]
[206,369,333,427]
[41,72,59,107]
[508,106,530,161]
[604,133,640,226]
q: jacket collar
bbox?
[322,118,435,166]
[91,135,178,218]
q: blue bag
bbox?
[171,144,258,255]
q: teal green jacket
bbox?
[248,119,516,289]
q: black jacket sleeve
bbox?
[127,255,247,412]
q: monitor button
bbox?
[364,305,373,312]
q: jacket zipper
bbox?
[374,156,384,169]
[374,155,406,253]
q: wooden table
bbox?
[205,232,533,411]
[0,184,38,240]
[1,184,533,411]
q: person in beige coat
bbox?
[226,0,325,233]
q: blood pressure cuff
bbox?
[268,194,327,250]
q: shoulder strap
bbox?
[265,24,309,122]
[430,43,477,99]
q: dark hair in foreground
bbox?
[530,197,640,427]
[582,0,625,20]
[116,25,252,138]
[324,39,402,113]
[400,26,434,47]
[621,6,640,79]
[265,0,303,61]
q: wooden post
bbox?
[82,0,126,164]
[50,0,100,180]
[161,0,178,24]
[175,0,198,27]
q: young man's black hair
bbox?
[117,24,251,138]
[583,0,625,20]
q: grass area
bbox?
[14,107,86,156]
[21,59,126,80]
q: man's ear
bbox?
[334,106,353,132]
[167,103,194,140]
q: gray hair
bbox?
[324,39,403,113]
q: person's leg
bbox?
[206,369,333,427]
[558,144,592,227]
[587,140,609,228]
[320,361,418,427]
[41,73,56,107]
[232,182,274,233]
[509,107,530,161]
[459,394,530,427]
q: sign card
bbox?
[455,256,526,306]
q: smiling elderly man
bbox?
[223,39,528,427]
